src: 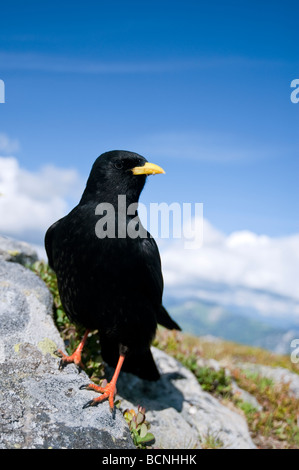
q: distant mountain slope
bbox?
[165,298,299,354]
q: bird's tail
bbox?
[122,348,160,381]
[157,305,181,331]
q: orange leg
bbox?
[56,329,90,370]
[80,353,125,411]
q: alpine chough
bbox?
[45,150,181,410]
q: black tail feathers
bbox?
[157,305,181,331]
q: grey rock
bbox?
[116,348,256,449]
[0,234,38,266]
[0,260,134,449]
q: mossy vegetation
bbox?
[31,260,299,449]
[154,328,299,449]
[231,367,299,448]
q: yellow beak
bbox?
[131,162,165,176]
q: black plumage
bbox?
[45,150,180,406]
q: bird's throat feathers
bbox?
[80,172,147,207]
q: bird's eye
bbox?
[114,161,123,170]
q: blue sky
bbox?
[0,0,298,237]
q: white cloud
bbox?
[160,218,299,323]
[0,133,20,154]
[0,156,84,247]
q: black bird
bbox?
[45,150,180,410]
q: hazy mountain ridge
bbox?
[164,295,299,355]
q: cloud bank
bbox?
[0,155,84,247]
[160,219,299,324]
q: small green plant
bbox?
[236,400,259,418]
[195,366,232,396]
[181,358,233,397]
[200,430,224,449]
[123,406,155,448]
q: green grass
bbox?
[231,367,299,448]
[200,430,224,449]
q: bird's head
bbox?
[81,150,165,204]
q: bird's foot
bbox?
[80,380,117,411]
[55,348,84,371]
[55,330,90,371]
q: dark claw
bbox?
[83,399,97,409]
[79,384,91,390]
[59,359,67,370]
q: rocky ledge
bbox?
[0,236,257,449]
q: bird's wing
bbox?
[44,219,63,270]
[139,236,181,331]
[139,236,164,303]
